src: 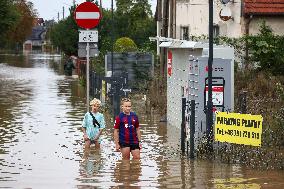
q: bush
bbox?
[246,21,284,75]
[114,37,138,52]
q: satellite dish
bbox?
[219,7,232,21]
[220,0,230,4]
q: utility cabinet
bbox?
[188,57,234,141]
[160,40,234,143]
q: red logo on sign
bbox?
[74,2,102,29]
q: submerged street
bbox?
[0,52,284,188]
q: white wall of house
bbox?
[176,0,243,39]
[249,16,284,35]
[175,0,284,39]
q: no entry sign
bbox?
[74,2,101,29]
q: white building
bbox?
[156,0,284,40]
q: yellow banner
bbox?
[214,112,263,146]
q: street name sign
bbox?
[79,30,98,42]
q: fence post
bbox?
[124,72,129,97]
[112,79,121,120]
[181,97,186,154]
[189,100,196,159]
[239,91,247,114]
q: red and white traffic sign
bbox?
[74,2,102,29]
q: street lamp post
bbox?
[206,0,214,150]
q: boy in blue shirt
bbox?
[82,98,106,149]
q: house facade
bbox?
[23,18,46,51]
[157,0,284,40]
[154,0,284,129]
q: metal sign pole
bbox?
[74,2,102,112]
[111,0,114,75]
[86,42,90,111]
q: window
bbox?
[213,24,220,38]
[181,26,189,40]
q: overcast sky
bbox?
[29,0,157,21]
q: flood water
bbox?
[0,52,284,189]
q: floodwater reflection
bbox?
[79,148,103,178]
[0,52,284,188]
[113,160,142,188]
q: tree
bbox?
[48,0,156,56]
[4,0,37,47]
[115,0,156,48]
[49,5,78,55]
[0,0,20,47]
[97,9,116,54]
[116,0,133,15]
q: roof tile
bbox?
[244,0,284,15]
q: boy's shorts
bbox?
[119,142,140,151]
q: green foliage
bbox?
[48,0,156,56]
[0,0,20,43]
[138,40,156,54]
[91,54,105,75]
[49,5,78,56]
[245,21,284,75]
[214,36,246,66]
[203,21,284,76]
[115,0,156,49]
[114,37,137,52]
[97,9,113,54]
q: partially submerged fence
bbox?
[105,52,154,90]
[90,71,131,117]
[76,58,132,118]
[181,91,284,170]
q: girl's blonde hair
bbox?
[90,98,101,106]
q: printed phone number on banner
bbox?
[216,128,260,139]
